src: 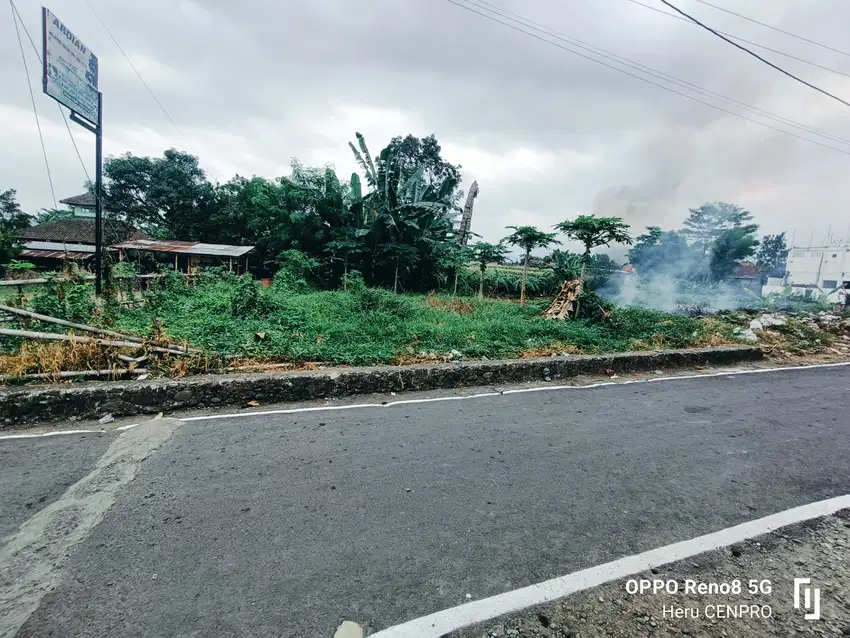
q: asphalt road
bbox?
[3,365,849,637]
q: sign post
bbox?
[41,7,104,295]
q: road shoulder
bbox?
[450,511,850,638]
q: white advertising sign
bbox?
[42,7,99,125]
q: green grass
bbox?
[108,273,708,366]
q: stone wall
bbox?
[0,346,762,428]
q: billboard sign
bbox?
[42,7,99,125]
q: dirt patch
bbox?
[450,512,850,637]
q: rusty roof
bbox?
[18,241,113,261]
[19,249,92,260]
[110,239,254,258]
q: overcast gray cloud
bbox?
[4,0,850,254]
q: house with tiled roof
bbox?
[58,192,99,217]
[16,193,149,267]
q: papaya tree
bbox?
[471,241,508,299]
[555,215,631,316]
[504,226,560,306]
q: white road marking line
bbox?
[2,360,847,438]
[184,360,850,422]
[0,429,103,441]
[370,493,850,638]
[0,419,183,638]
[113,422,141,432]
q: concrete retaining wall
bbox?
[0,346,762,428]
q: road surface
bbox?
[1,364,848,637]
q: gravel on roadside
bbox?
[449,510,850,638]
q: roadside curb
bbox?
[0,346,762,427]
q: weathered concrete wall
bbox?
[0,346,762,428]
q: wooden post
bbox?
[174,254,178,271]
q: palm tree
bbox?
[471,241,509,299]
[504,226,560,306]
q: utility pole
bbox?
[94,93,103,295]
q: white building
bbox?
[763,246,850,303]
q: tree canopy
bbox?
[756,232,788,276]
[99,134,461,291]
[0,189,30,267]
[628,203,760,282]
[555,215,632,259]
[504,225,560,306]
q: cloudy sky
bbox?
[4,0,850,254]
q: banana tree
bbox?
[348,132,458,291]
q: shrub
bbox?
[230,275,276,318]
[30,272,95,323]
[274,249,320,292]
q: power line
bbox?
[692,0,850,60]
[81,0,183,136]
[468,0,850,148]
[446,0,850,157]
[82,0,223,183]
[620,0,850,80]
[10,0,57,209]
[657,0,850,109]
[9,0,92,186]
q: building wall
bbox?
[786,246,850,290]
[71,205,96,218]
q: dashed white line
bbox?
[370,493,850,637]
[2,361,847,439]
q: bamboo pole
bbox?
[0,328,188,356]
[0,368,148,382]
[0,304,197,354]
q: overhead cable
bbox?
[10,0,57,209]
[446,0,850,157]
[620,0,850,80]
[469,0,850,147]
[81,0,183,135]
[657,0,850,109]
[9,0,92,185]
[693,0,850,59]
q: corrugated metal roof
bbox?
[23,241,97,253]
[111,239,254,258]
[19,249,93,260]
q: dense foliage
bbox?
[0,190,30,269]
[756,232,789,277]
[101,134,464,291]
[628,202,760,282]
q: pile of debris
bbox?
[541,279,583,319]
[731,309,850,358]
[732,312,789,343]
